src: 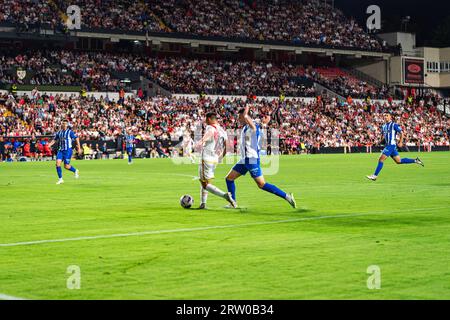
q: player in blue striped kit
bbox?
[225,104,296,209]
[123,130,136,165]
[367,113,424,181]
[48,120,82,185]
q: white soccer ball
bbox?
[180,194,194,209]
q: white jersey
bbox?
[240,121,261,159]
[183,135,193,149]
[202,124,227,163]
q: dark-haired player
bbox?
[48,120,82,184]
[366,113,424,181]
[196,112,236,209]
[225,104,296,208]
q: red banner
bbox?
[403,58,424,85]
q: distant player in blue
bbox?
[225,105,296,208]
[124,130,135,165]
[48,120,82,185]
[367,113,424,181]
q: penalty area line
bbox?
[0,207,446,248]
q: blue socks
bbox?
[374,158,415,177]
[374,161,384,176]
[262,183,287,199]
[68,166,77,173]
[226,179,287,201]
[128,155,132,163]
[226,179,236,200]
[58,166,76,178]
[400,158,415,164]
[56,166,62,179]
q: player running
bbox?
[196,112,236,209]
[124,129,135,165]
[225,104,297,209]
[366,113,424,181]
[182,130,195,163]
[48,120,82,185]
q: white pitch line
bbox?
[0,207,447,248]
[0,293,28,300]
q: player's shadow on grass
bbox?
[431,183,450,187]
[295,208,313,214]
[185,207,314,216]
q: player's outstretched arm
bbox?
[243,104,256,131]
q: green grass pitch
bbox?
[0,153,449,300]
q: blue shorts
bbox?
[126,147,133,154]
[232,158,262,179]
[57,149,73,165]
[382,145,399,157]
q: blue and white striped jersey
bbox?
[125,134,135,148]
[54,129,77,151]
[240,121,261,159]
[382,122,402,146]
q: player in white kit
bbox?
[182,131,195,163]
[196,112,237,209]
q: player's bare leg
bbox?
[253,176,296,209]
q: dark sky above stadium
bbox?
[334,0,450,47]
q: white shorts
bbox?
[199,160,217,182]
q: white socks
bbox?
[205,184,227,198]
[201,184,228,205]
[201,187,208,204]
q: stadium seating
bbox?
[0,0,387,51]
[2,49,392,98]
[1,93,449,160]
[312,67,390,99]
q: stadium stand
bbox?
[0,50,315,95]
[311,67,391,99]
[2,49,393,98]
[0,0,387,51]
[1,92,449,161]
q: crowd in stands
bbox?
[0,0,387,51]
[0,0,61,29]
[0,51,81,87]
[3,49,392,98]
[1,92,449,161]
[152,0,385,50]
[0,50,124,91]
[143,57,315,96]
[311,67,391,99]
[52,0,164,32]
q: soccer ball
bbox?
[180,194,194,209]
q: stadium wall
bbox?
[4,90,404,105]
[389,56,403,85]
[353,60,388,84]
[172,94,317,103]
[172,94,403,105]
[14,91,136,102]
